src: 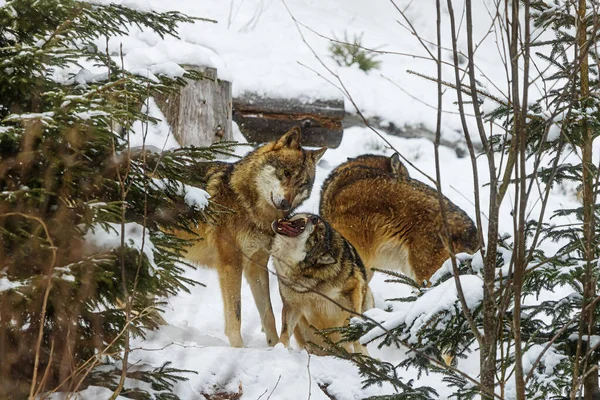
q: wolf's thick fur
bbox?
[178,128,326,347]
[270,213,370,355]
[332,153,409,178]
[320,153,478,283]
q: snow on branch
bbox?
[84,222,158,274]
[359,275,484,345]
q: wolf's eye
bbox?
[283,170,292,179]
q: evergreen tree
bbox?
[0,0,233,397]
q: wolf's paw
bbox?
[272,342,288,353]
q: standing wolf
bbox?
[320,153,478,283]
[179,127,326,347]
[271,213,370,355]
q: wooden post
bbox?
[154,65,232,147]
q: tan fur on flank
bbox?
[320,153,478,284]
[177,127,326,348]
[271,213,371,356]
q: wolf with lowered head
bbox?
[320,153,478,284]
[271,213,371,355]
[179,127,326,348]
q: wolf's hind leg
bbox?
[244,252,278,346]
[362,287,375,311]
[293,323,308,349]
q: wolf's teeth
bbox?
[277,227,282,231]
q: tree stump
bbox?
[154,65,232,147]
[232,94,344,148]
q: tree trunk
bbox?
[577,0,598,398]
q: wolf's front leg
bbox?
[218,261,244,347]
[279,301,301,349]
[244,251,278,346]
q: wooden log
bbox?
[232,94,344,148]
[154,65,232,147]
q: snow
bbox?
[73,110,109,120]
[84,222,158,273]
[73,0,524,143]
[151,177,211,209]
[72,69,109,86]
[130,337,390,399]
[568,334,600,349]
[130,97,180,150]
[429,252,476,284]
[127,265,397,399]
[5,111,55,122]
[359,275,483,345]
[47,386,128,400]
[0,276,26,292]
[547,123,561,141]
[183,185,210,209]
[122,41,230,80]
[522,344,566,376]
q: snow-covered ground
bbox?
[70,0,600,398]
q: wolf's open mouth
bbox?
[272,217,306,237]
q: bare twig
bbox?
[306,352,312,400]
[265,375,281,400]
[109,43,133,400]
[434,0,483,349]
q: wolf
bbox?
[270,213,371,355]
[177,127,326,348]
[332,153,409,179]
[320,153,478,284]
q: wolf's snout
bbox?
[278,198,291,211]
[270,192,292,212]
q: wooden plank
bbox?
[233,94,344,148]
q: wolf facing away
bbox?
[270,213,371,356]
[320,153,478,284]
[331,153,409,179]
[177,127,326,348]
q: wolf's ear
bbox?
[310,147,327,162]
[274,126,302,150]
[390,152,408,176]
[317,253,336,265]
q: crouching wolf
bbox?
[178,128,326,347]
[320,153,478,284]
[271,213,371,355]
